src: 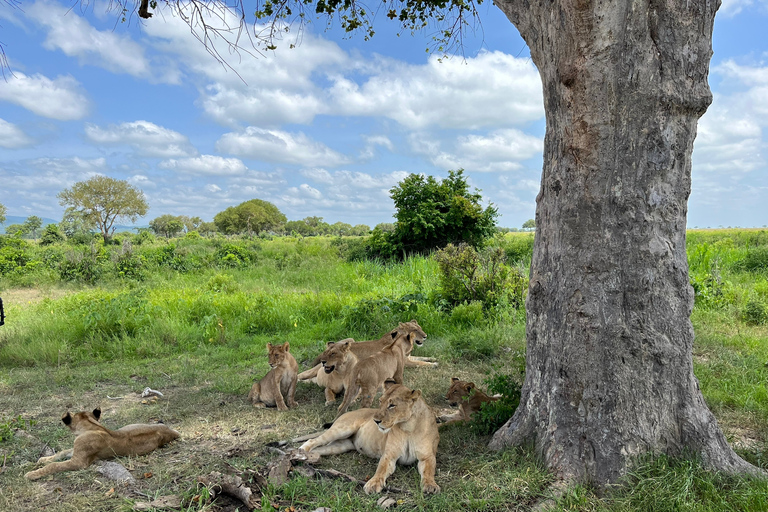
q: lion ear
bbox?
[390,330,398,339]
[267,342,273,350]
[411,389,422,400]
[62,412,72,425]
[465,383,475,392]
[451,377,460,383]
[383,379,398,391]
[326,341,336,348]
[283,342,290,352]
[92,408,102,420]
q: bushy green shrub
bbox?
[741,246,768,272]
[59,247,106,284]
[690,269,735,309]
[341,294,426,338]
[450,300,484,327]
[497,233,535,264]
[0,236,31,276]
[133,230,155,245]
[206,273,239,294]
[215,242,254,267]
[39,224,65,245]
[435,243,527,310]
[332,236,372,262]
[742,298,768,325]
[469,373,522,436]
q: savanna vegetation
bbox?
[0,227,767,510]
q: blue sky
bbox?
[0,0,766,230]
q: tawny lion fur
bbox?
[438,377,499,426]
[297,320,436,386]
[300,382,440,494]
[333,331,415,421]
[248,342,299,410]
[24,408,179,480]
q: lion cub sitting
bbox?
[438,377,498,426]
[248,342,299,411]
[313,338,359,405]
[334,331,415,421]
[24,408,179,480]
[300,382,440,494]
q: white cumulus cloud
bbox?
[85,121,197,158]
[159,155,249,176]
[0,72,89,120]
[0,119,34,148]
[217,127,350,167]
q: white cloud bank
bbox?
[0,72,89,120]
[217,127,351,167]
[85,121,198,158]
[0,119,34,148]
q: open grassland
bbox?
[1,231,768,511]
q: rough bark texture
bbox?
[489,0,759,485]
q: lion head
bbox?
[320,338,354,374]
[390,320,426,347]
[446,377,476,407]
[62,408,104,434]
[373,382,423,433]
[267,342,290,368]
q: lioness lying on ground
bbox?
[438,377,499,426]
[300,382,440,494]
[333,331,415,421]
[297,320,436,384]
[248,342,299,410]
[24,408,180,480]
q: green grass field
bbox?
[1,230,767,511]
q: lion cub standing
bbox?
[333,331,415,421]
[24,408,179,480]
[300,382,440,494]
[248,342,299,411]
[438,377,499,426]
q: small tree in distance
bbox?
[58,176,149,243]
[381,169,498,257]
[150,214,185,238]
[213,199,286,235]
[522,219,535,231]
[0,202,6,225]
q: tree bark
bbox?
[489,0,761,485]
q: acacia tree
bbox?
[213,199,286,235]
[58,176,149,243]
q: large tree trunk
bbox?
[489,0,760,485]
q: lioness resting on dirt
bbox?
[333,331,415,421]
[297,320,436,384]
[438,377,499,426]
[24,408,180,480]
[248,342,299,411]
[311,338,359,405]
[300,382,440,494]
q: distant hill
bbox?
[0,216,141,235]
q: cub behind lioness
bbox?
[24,408,179,480]
[438,377,499,426]
[248,342,299,410]
[333,331,415,421]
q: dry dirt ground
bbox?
[1,355,512,512]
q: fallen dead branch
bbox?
[197,471,261,511]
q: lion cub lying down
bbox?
[24,408,180,480]
[300,382,440,494]
[249,342,299,410]
[438,377,499,426]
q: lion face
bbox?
[446,378,475,407]
[320,339,352,374]
[373,383,422,433]
[392,320,426,347]
[267,342,290,368]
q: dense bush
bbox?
[435,243,527,310]
[741,246,768,272]
[39,224,65,246]
[742,298,768,325]
[469,372,522,436]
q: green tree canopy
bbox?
[22,216,43,239]
[57,176,149,243]
[0,202,6,225]
[387,169,498,255]
[213,199,286,235]
[522,219,535,230]
[150,214,185,238]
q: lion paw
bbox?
[24,470,42,480]
[422,481,441,494]
[289,401,299,408]
[363,478,384,494]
